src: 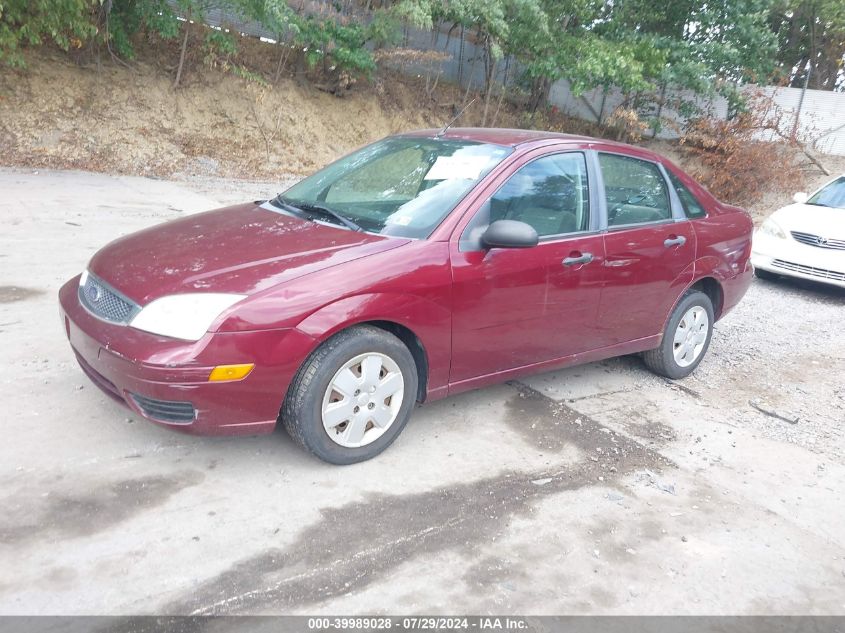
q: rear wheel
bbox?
[643,290,714,380]
[282,325,418,464]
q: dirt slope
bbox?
[2,48,842,219]
[0,49,518,179]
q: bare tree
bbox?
[173,10,192,89]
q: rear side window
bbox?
[599,153,672,227]
[666,170,707,218]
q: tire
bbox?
[755,267,779,282]
[643,290,714,380]
[282,325,419,465]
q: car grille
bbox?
[130,393,196,424]
[79,272,140,324]
[771,259,845,282]
[790,231,845,250]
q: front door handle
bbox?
[562,252,593,266]
[664,235,687,247]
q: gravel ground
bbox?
[175,174,299,206]
[0,167,843,616]
[584,274,845,458]
[697,278,845,454]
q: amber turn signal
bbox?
[208,363,255,382]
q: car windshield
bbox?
[276,137,512,238]
[807,176,845,209]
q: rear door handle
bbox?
[664,235,687,247]
[562,253,593,266]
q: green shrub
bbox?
[0,0,97,67]
[104,0,180,59]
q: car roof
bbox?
[398,127,635,150]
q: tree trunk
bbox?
[273,34,292,84]
[481,53,497,127]
[652,82,667,138]
[490,61,509,127]
[808,5,818,89]
[598,86,608,125]
[529,76,550,119]
[462,47,479,106]
[457,26,465,86]
[173,16,191,89]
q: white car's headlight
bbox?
[130,294,245,341]
[758,218,787,239]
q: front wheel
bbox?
[282,325,418,464]
[643,290,714,380]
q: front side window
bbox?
[459,152,590,251]
[279,137,511,238]
[666,169,706,218]
[489,153,590,237]
[599,153,672,227]
[808,176,845,209]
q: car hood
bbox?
[771,203,845,236]
[88,202,409,304]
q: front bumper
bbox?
[59,276,317,436]
[751,232,845,289]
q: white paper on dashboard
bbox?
[424,155,489,180]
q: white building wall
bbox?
[548,78,845,156]
[761,86,845,156]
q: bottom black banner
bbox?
[0,616,843,633]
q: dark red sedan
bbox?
[59,128,753,463]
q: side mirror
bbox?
[481,220,539,249]
[792,192,809,204]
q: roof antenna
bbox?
[436,98,476,138]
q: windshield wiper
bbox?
[269,197,308,217]
[299,202,365,233]
[271,196,364,232]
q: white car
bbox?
[751,175,845,289]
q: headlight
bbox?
[758,218,786,239]
[130,294,245,341]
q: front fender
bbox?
[295,292,452,398]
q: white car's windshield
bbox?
[808,176,845,209]
[275,137,512,238]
